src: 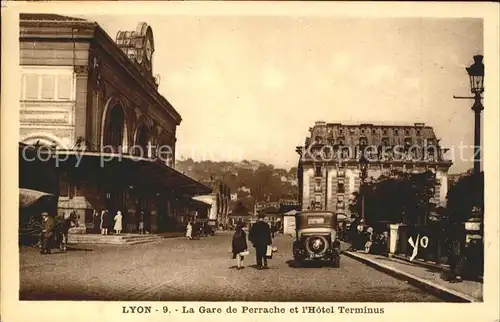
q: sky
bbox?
[84,15,483,173]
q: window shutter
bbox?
[25,74,39,99]
[41,75,55,99]
[57,75,72,99]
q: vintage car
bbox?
[195,219,215,237]
[292,211,341,267]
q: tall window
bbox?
[103,105,125,151]
[315,165,322,177]
[135,125,150,158]
[337,179,345,193]
[21,67,74,101]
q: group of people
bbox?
[349,220,388,255]
[92,209,151,235]
[94,210,123,235]
[231,214,274,270]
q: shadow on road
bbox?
[286,259,333,269]
[65,247,94,252]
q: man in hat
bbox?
[248,213,273,269]
[40,212,54,254]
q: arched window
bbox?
[134,125,150,158]
[103,104,125,152]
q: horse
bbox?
[53,210,79,252]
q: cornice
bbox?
[298,159,453,168]
[93,26,182,126]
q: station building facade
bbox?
[19,14,211,233]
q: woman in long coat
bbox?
[100,210,109,235]
[114,211,123,235]
[232,224,248,270]
[186,221,193,240]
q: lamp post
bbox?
[359,154,369,222]
[453,55,484,175]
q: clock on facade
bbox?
[145,39,153,62]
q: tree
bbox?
[446,171,484,223]
[349,170,436,227]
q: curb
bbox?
[390,254,484,284]
[342,250,479,303]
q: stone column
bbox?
[302,167,313,210]
[74,65,88,142]
[389,224,402,256]
[66,192,89,234]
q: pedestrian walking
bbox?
[271,223,277,238]
[186,221,193,240]
[364,227,374,254]
[40,212,54,254]
[100,210,109,235]
[93,209,100,233]
[356,220,366,251]
[232,224,249,270]
[114,211,123,235]
[248,213,272,269]
[443,224,465,283]
[138,211,145,234]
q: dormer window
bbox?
[383,129,387,135]
[394,129,399,135]
[372,129,376,134]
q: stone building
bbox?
[19,14,211,233]
[194,179,231,226]
[296,121,453,219]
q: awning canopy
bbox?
[19,188,55,208]
[28,147,211,196]
[258,206,281,214]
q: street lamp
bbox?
[454,54,484,175]
[359,154,369,222]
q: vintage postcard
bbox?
[1,1,499,322]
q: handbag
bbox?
[239,250,250,256]
[266,245,273,258]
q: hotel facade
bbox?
[296,121,453,219]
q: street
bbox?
[20,232,443,302]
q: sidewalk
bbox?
[342,247,483,302]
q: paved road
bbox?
[20,232,443,302]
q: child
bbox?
[232,224,248,270]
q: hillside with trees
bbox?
[175,159,299,204]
